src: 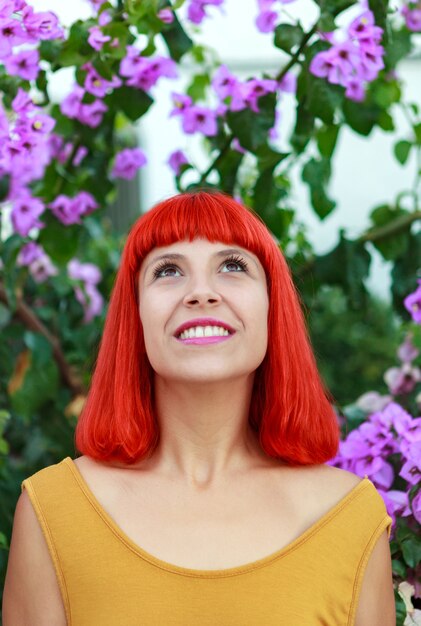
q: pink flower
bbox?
[78,99,108,127]
[87,25,111,51]
[158,8,174,24]
[181,106,218,136]
[404,279,421,323]
[4,48,40,81]
[11,191,45,236]
[22,5,63,41]
[167,150,188,175]
[255,10,278,33]
[83,63,122,98]
[112,147,147,179]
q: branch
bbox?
[276,20,319,83]
[196,134,233,186]
[0,284,85,396]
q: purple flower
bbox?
[384,363,421,395]
[411,490,421,524]
[87,25,111,51]
[255,10,278,33]
[0,17,28,57]
[67,259,103,323]
[158,8,174,23]
[60,85,85,119]
[232,137,247,154]
[187,0,224,24]
[73,145,88,166]
[12,87,36,114]
[78,99,108,127]
[4,48,40,81]
[278,72,297,93]
[404,279,421,323]
[355,391,393,413]
[212,65,238,100]
[112,147,147,179]
[17,241,44,266]
[402,2,421,32]
[29,253,59,283]
[68,258,102,284]
[170,92,193,117]
[348,10,383,43]
[11,191,45,236]
[345,77,365,102]
[398,333,419,363]
[83,63,122,98]
[49,191,98,225]
[181,106,218,136]
[22,5,63,41]
[120,48,177,90]
[167,150,189,175]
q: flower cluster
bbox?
[67,258,103,324]
[60,84,109,128]
[402,1,421,31]
[0,0,63,81]
[119,46,177,91]
[309,10,384,102]
[0,88,56,236]
[329,400,421,530]
[187,0,224,24]
[255,0,297,34]
[16,241,58,283]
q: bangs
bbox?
[126,191,276,274]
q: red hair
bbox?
[75,190,340,465]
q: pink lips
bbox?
[176,334,233,346]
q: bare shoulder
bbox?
[2,490,67,626]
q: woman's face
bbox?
[138,238,269,384]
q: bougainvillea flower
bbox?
[68,258,102,284]
[22,5,63,41]
[17,241,45,266]
[158,8,174,24]
[170,92,193,117]
[0,17,28,56]
[87,26,111,51]
[83,63,122,98]
[112,147,147,179]
[167,150,189,175]
[404,279,421,323]
[402,2,421,32]
[78,99,108,128]
[29,253,59,283]
[4,48,40,81]
[187,0,224,24]
[211,65,238,100]
[181,105,218,136]
[11,191,45,236]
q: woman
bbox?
[3,190,394,625]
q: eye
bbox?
[151,254,249,279]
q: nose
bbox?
[182,283,222,307]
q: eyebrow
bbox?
[145,248,258,273]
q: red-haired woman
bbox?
[4,190,394,625]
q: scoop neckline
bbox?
[62,456,370,578]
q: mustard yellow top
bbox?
[21,457,392,626]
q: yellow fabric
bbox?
[21,457,392,626]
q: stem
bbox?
[276,20,319,83]
[0,283,85,396]
[195,134,233,186]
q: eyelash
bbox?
[152,254,249,279]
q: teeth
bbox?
[178,325,230,340]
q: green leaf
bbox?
[316,124,340,159]
[343,99,381,136]
[214,150,244,194]
[10,350,60,419]
[391,232,421,316]
[160,13,193,61]
[307,76,343,125]
[394,140,412,165]
[318,12,336,31]
[368,204,410,260]
[106,85,154,121]
[57,20,93,67]
[302,157,336,219]
[313,0,357,17]
[368,0,388,34]
[401,536,421,568]
[384,27,411,70]
[38,214,80,264]
[313,234,371,309]
[0,175,10,201]
[186,73,210,102]
[274,23,304,53]
[414,123,421,145]
[226,92,276,152]
[290,102,315,153]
